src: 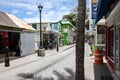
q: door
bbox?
[115,26,120,71]
[20,32,35,56]
[114,25,120,78]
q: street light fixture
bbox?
[37,4,45,56]
[38,4,43,49]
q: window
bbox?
[115,25,120,70]
[64,29,68,33]
[109,27,114,59]
[97,25,105,44]
[32,24,37,29]
[44,27,46,31]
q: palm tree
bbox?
[76,0,86,80]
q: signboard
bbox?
[92,3,98,19]
[91,0,98,3]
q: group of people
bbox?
[43,39,58,50]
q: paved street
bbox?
[0,43,113,80]
[0,45,75,80]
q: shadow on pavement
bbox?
[53,68,75,80]
[93,63,113,80]
[17,68,75,80]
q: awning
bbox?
[95,0,111,24]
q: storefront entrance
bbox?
[0,31,20,60]
[115,25,120,77]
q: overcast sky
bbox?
[0,0,89,23]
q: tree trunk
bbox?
[76,0,86,80]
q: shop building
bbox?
[95,0,120,80]
[89,0,105,53]
[28,22,62,50]
[94,19,105,53]
[60,20,76,45]
[0,11,35,58]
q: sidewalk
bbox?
[0,44,75,73]
[84,42,113,80]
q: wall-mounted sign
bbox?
[92,3,98,19]
[91,0,98,3]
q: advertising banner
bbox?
[92,3,98,19]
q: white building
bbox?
[28,22,62,50]
[0,11,35,57]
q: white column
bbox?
[89,0,93,35]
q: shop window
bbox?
[109,27,114,59]
[115,26,120,70]
[32,24,37,29]
[97,25,105,44]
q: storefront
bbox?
[94,19,105,54]
[95,0,120,80]
[0,11,35,59]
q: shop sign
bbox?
[92,3,98,19]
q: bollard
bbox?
[5,47,10,67]
[5,56,9,67]
[56,42,59,52]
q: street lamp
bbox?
[37,4,45,56]
[38,4,43,49]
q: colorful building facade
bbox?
[60,20,76,45]
[28,22,62,49]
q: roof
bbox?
[0,11,35,31]
[61,20,77,29]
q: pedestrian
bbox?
[43,39,48,50]
[54,39,57,48]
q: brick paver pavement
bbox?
[0,44,75,73]
[0,43,114,80]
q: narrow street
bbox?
[0,46,75,80]
[0,43,107,80]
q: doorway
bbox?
[115,25,120,77]
[8,32,20,56]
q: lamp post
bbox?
[37,4,45,56]
[38,4,43,49]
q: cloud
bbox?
[23,17,39,23]
[0,0,78,23]
[11,9,19,14]
[26,12,33,15]
[43,2,53,9]
[0,1,37,11]
[24,8,70,23]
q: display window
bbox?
[97,25,105,44]
[0,31,20,57]
[115,25,120,71]
[108,27,114,60]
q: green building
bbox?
[60,20,76,45]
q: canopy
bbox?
[95,0,111,24]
